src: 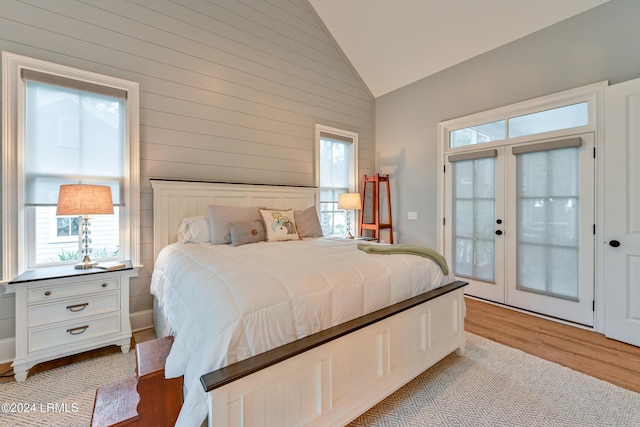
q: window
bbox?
[449,101,591,149]
[2,52,140,279]
[450,120,506,148]
[508,102,588,138]
[25,78,124,266]
[315,125,358,236]
[49,210,80,243]
[57,217,80,238]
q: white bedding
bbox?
[150,237,454,427]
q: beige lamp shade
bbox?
[338,192,362,210]
[56,184,114,216]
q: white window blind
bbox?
[23,77,124,206]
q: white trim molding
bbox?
[2,52,140,280]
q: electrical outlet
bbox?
[408,212,418,220]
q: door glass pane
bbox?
[517,244,546,291]
[454,200,473,238]
[549,148,579,196]
[516,148,579,300]
[454,238,473,277]
[549,247,579,298]
[452,158,495,282]
[475,200,495,240]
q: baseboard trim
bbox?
[0,337,15,364]
[131,309,153,332]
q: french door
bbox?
[445,133,595,326]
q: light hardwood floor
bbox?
[465,296,640,393]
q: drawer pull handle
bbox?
[44,291,51,296]
[66,325,89,335]
[101,283,108,288]
[66,303,89,312]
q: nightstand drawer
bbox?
[28,277,120,303]
[28,313,121,353]
[28,292,121,327]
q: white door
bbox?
[445,135,595,326]
[604,79,640,346]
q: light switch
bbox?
[408,212,418,220]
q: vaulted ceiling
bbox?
[308,0,610,97]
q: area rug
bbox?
[0,332,638,426]
[348,334,640,427]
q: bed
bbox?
[149,179,467,427]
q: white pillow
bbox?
[176,216,211,243]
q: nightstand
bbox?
[5,261,138,382]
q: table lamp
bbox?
[56,184,114,269]
[338,192,362,239]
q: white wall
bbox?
[376,0,640,247]
[0,0,374,349]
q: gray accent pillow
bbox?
[229,220,265,246]
[294,206,323,238]
[208,205,262,244]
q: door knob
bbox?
[495,230,503,236]
[609,240,620,248]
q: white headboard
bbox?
[150,180,318,260]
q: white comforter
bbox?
[150,237,454,427]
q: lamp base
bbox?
[74,256,97,270]
[345,210,355,239]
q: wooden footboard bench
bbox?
[201,280,467,427]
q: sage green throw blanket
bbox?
[356,243,449,275]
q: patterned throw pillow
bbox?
[259,209,301,242]
[229,220,265,246]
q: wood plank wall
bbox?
[0,0,375,351]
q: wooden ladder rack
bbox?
[359,173,393,243]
